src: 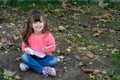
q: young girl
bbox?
[20,9,58,76]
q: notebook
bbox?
[24,47,46,58]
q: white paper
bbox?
[24,47,46,58]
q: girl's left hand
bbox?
[43,47,48,52]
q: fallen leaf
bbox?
[0,42,3,46]
[77,47,87,51]
[15,75,20,79]
[93,32,100,37]
[101,70,107,74]
[89,73,95,79]
[4,69,16,77]
[86,53,94,59]
[111,48,119,54]
[98,0,109,8]
[96,24,99,26]
[102,12,112,19]
[57,49,60,53]
[97,29,104,33]
[14,57,21,61]
[13,35,19,40]
[92,49,103,55]
[0,26,3,29]
[76,62,83,67]
[1,37,7,43]
[87,45,96,51]
[76,34,82,38]
[81,68,94,73]
[59,25,65,31]
[109,29,116,34]
[92,27,99,31]
[2,31,6,34]
[89,61,93,65]
[80,56,89,60]
[57,56,64,62]
[75,55,81,61]
[104,74,110,79]
[66,46,72,52]
[93,69,101,74]
[91,16,101,19]
[61,0,69,9]
[100,19,108,23]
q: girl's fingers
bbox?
[43,47,48,52]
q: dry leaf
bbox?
[109,29,116,34]
[93,32,100,37]
[86,53,94,59]
[81,68,94,73]
[4,69,16,77]
[76,34,82,38]
[97,29,104,33]
[89,73,95,79]
[89,61,93,65]
[80,56,89,60]
[111,48,119,54]
[75,55,81,61]
[91,16,101,19]
[61,0,68,9]
[92,27,100,31]
[66,46,72,52]
[2,31,6,34]
[0,26,3,29]
[87,45,96,51]
[98,0,109,8]
[102,12,111,19]
[97,24,100,27]
[14,57,21,61]
[59,25,65,31]
[0,42,3,46]
[92,49,103,55]
[1,37,7,43]
[13,35,19,40]
[57,56,64,62]
[93,69,101,74]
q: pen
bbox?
[46,45,53,49]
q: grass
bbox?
[110,48,120,66]
[0,0,62,12]
[0,67,4,80]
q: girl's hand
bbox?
[43,47,48,52]
[43,45,53,52]
[23,49,33,55]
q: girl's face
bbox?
[32,21,44,34]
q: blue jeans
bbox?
[21,54,58,73]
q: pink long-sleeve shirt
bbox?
[22,32,56,55]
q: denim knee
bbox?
[21,54,30,63]
[50,57,58,66]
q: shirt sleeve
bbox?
[21,41,27,51]
[45,33,56,55]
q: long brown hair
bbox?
[22,9,49,46]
